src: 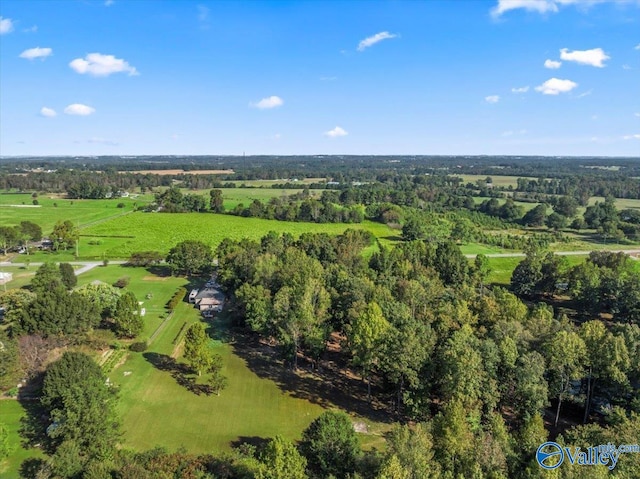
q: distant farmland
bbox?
[125,169,234,175]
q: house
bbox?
[0,272,13,285]
[188,289,199,303]
[194,288,225,311]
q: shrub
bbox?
[167,287,187,311]
[32,199,39,205]
[117,202,125,208]
[113,276,130,289]
[129,341,148,352]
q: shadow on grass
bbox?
[228,333,393,425]
[143,352,213,396]
[230,436,270,451]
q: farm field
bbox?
[217,187,305,210]
[0,192,151,232]
[455,175,537,188]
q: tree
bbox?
[0,288,36,325]
[0,330,21,390]
[382,423,440,479]
[521,204,547,227]
[0,226,18,254]
[210,189,225,213]
[76,283,121,319]
[473,253,491,293]
[257,435,307,479]
[41,352,118,459]
[59,262,77,289]
[554,196,578,217]
[433,241,468,287]
[348,301,390,401]
[183,323,211,376]
[207,353,228,395]
[401,216,425,241]
[50,220,79,251]
[546,212,567,231]
[545,330,587,427]
[113,291,143,338]
[30,262,63,292]
[127,251,163,267]
[20,220,43,241]
[166,240,213,276]
[300,411,361,478]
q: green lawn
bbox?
[0,400,44,479]
[455,175,537,188]
[218,187,305,210]
[486,255,590,286]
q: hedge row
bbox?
[167,287,187,311]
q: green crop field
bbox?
[588,197,640,210]
[217,187,305,210]
[455,175,537,188]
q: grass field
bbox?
[455,175,537,188]
[0,400,44,478]
[0,192,151,232]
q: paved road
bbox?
[0,260,128,276]
[462,249,640,259]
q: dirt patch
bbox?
[126,169,234,175]
[353,421,369,433]
[142,275,169,281]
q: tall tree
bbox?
[113,291,143,338]
[348,301,390,401]
[59,262,77,290]
[183,323,211,376]
[209,189,225,213]
[545,330,587,427]
[50,220,79,251]
[41,352,119,459]
[166,240,213,276]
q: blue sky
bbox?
[0,0,639,157]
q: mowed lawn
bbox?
[0,401,44,478]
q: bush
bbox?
[167,287,187,311]
[113,276,130,289]
[32,199,39,205]
[129,341,148,352]
[117,202,125,208]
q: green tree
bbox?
[473,253,491,293]
[0,226,18,254]
[348,301,390,401]
[183,323,211,376]
[166,240,213,276]
[521,204,547,227]
[257,435,307,479]
[50,220,79,251]
[0,330,21,390]
[300,411,360,479]
[546,212,568,231]
[41,352,119,459]
[401,216,425,241]
[113,291,143,338]
[554,196,578,217]
[20,220,43,241]
[76,283,121,319]
[545,330,587,427]
[59,262,77,290]
[207,353,228,395]
[579,321,629,423]
[0,289,36,325]
[383,423,440,479]
[433,241,469,286]
[30,262,63,292]
[209,189,225,213]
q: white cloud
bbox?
[324,126,348,138]
[635,112,640,117]
[69,53,138,77]
[105,0,114,5]
[64,104,96,116]
[320,76,338,81]
[23,25,38,33]
[560,47,610,67]
[357,31,398,51]
[272,133,282,140]
[485,95,500,104]
[622,64,632,70]
[40,107,57,118]
[502,129,527,137]
[0,16,14,34]
[250,96,284,109]
[491,0,558,18]
[491,0,634,18]
[535,78,578,95]
[576,89,593,98]
[622,134,640,140]
[511,86,530,93]
[544,59,562,69]
[198,5,209,22]
[19,47,53,60]
[634,43,640,50]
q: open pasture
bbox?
[0,192,151,232]
[78,213,398,259]
[454,175,536,188]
